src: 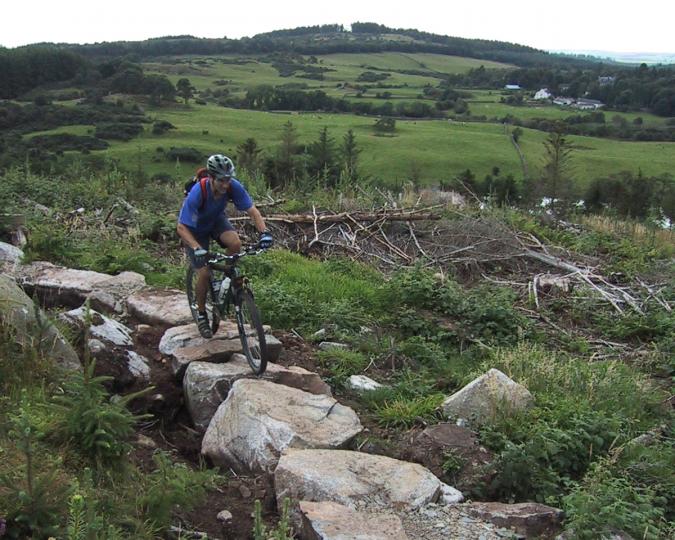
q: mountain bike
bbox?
[186,244,268,375]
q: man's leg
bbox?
[196,266,210,312]
[186,237,213,337]
[218,230,242,254]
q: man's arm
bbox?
[246,206,267,233]
[177,223,201,250]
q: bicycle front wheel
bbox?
[234,288,267,375]
[186,266,221,335]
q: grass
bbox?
[146,52,512,100]
[30,102,675,188]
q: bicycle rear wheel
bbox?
[186,266,221,335]
[234,288,267,375]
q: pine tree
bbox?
[308,126,338,186]
[340,129,361,183]
[540,129,575,212]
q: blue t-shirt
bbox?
[178,178,253,235]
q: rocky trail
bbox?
[1,245,566,539]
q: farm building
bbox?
[553,97,574,106]
[574,98,605,110]
[504,84,521,90]
[534,88,552,100]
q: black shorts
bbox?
[184,215,236,268]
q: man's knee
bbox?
[220,232,241,253]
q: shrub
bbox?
[140,451,221,529]
[563,460,670,539]
[29,134,109,152]
[50,358,149,468]
[23,222,79,266]
[0,398,67,539]
[165,146,203,163]
[151,120,175,135]
[95,122,144,141]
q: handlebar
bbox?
[206,244,266,265]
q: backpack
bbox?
[183,168,210,210]
[183,167,232,211]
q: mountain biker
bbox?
[177,154,273,338]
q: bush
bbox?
[563,459,670,539]
[95,122,144,141]
[29,134,109,152]
[165,146,203,163]
[151,120,175,135]
[50,358,148,468]
[23,223,79,266]
[0,398,67,539]
[140,451,221,529]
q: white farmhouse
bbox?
[504,84,521,90]
[534,88,552,100]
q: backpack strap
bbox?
[199,177,208,211]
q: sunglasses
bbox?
[214,176,232,183]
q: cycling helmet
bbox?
[206,154,235,179]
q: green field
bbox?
[145,52,512,102]
[27,103,674,187]
[18,51,675,189]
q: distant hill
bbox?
[45,22,600,69]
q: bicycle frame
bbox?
[206,245,264,315]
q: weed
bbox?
[140,451,222,529]
[441,448,466,482]
[373,393,444,429]
[252,497,294,540]
[316,348,369,386]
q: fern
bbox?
[66,493,86,540]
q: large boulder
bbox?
[274,449,443,526]
[442,368,533,425]
[0,241,23,264]
[14,262,145,308]
[60,307,133,346]
[0,274,80,371]
[465,501,564,538]
[59,307,149,387]
[126,289,192,327]
[184,355,331,430]
[160,322,282,377]
[298,501,408,540]
[201,380,361,473]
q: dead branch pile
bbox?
[233,205,672,316]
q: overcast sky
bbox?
[2,0,673,53]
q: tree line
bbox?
[8,23,602,70]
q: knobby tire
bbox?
[235,288,267,375]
